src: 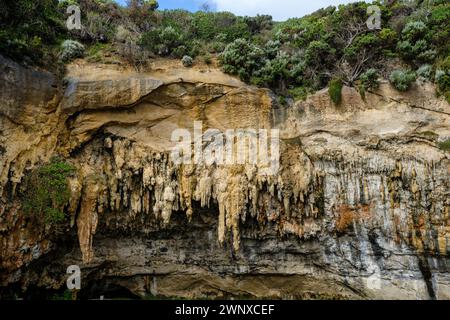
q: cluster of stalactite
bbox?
[66,136,449,264]
[69,137,328,262]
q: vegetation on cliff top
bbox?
[0,0,449,101]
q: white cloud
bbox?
[211,0,369,21]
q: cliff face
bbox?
[0,55,449,299]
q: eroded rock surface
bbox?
[0,56,449,299]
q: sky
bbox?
[116,0,371,21]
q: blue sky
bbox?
[116,0,370,21]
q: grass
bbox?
[438,139,450,152]
[328,78,343,105]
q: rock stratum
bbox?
[0,55,449,300]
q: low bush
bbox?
[416,64,432,80]
[22,157,75,224]
[182,55,193,67]
[59,40,85,62]
[359,68,380,90]
[389,69,416,91]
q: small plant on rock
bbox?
[182,55,193,67]
[389,69,416,91]
[328,78,343,105]
[60,40,85,63]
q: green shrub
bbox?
[438,139,450,152]
[182,55,193,67]
[0,0,65,63]
[60,40,85,62]
[416,64,432,80]
[305,40,335,67]
[402,21,427,41]
[244,14,273,34]
[435,69,450,102]
[397,20,436,63]
[253,52,290,89]
[140,26,183,56]
[359,68,380,90]
[389,69,416,91]
[192,11,250,43]
[288,86,310,101]
[328,78,343,105]
[23,158,75,224]
[219,38,265,81]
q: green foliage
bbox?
[288,86,310,101]
[434,56,450,102]
[305,40,335,67]
[219,38,265,81]
[60,40,85,62]
[428,3,450,54]
[243,15,273,34]
[397,20,436,64]
[252,52,290,89]
[192,11,250,42]
[140,26,184,56]
[82,11,116,42]
[328,78,343,105]
[416,64,432,80]
[438,139,450,152]
[359,68,380,90]
[23,158,75,224]
[389,69,417,91]
[51,289,75,300]
[0,0,65,64]
[401,21,427,41]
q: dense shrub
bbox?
[435,69,450,102]
[416,64,432,80]
[219,38,265,81]
[244,15,273,34]
[389,69,417,91]
[397,20,436,64]
[140,26,184,56]
[252,52,290,90]
[359,69,380,90]
[192,11,250,42]
[60,40,85,62]
[328,78,343,105]
[0,0,64,63]
[23,158,75,224]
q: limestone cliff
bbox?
[0,55,449,300]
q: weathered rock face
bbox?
[0,56,449,300]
